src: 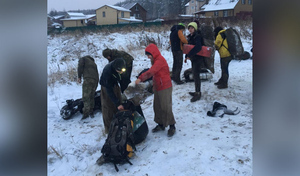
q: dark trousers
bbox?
[218,56,233,85]
[191,57,205,92]
[171,50,183,81]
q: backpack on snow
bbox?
[220,27,244,59]
[100,110,136,171]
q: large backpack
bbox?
[221,27,244,58]
[100,110,136,171]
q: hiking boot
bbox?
[152,124,165,133]
[214,81,221,86]
[191,92,201,102]
[89,112,94,118]
[217,84,228,89]
[167,125,176,137]
[174,80,185,85]
[81,114,89,120]
[189,92,195,96]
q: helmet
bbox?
[112,58,126,72]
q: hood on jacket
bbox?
[145,43,161,60]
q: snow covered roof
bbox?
[96,5,131,12]
[119,17,143,22]
[185,2,189,7]
[67,12,85,17]
[121,2,137,10]
[53,15,65,19]
[201,0,239,12]
[61,14,96,21]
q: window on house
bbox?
[121,12,124,18]
[242,0,245,4]
[223,10,228,17]
[135,6,138,11]
[81,20,83,24]
[248,0,252,4]
[214,11,219,17]
[103,11,105,17]
[192,0,194,3]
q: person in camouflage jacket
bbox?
[102,48,134,92]
[77,55,99,120]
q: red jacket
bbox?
[138,44,172,91]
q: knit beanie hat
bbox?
[178,23,186,29]
[102,48,111,58]
[188,22,198,31]
[145,51,152,56]
[112,58,126,72]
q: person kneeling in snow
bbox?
[135,43,176,137]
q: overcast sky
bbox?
[48,0,125,12]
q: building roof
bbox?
[96,5,131,12]
[53,15,65,19]
[200,0,239,12]
[67,12,85,17]
[121,2,137,10]
[185,2,189,6]
[61,14,96,21]
[119,16,143,22]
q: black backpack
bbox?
[101,110,136,171]
[220,27,244,59]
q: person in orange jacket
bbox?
[135,43,176,137]
[170,23,188,85]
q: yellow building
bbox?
[195,0,253,18]
[61,12,96,28]
[95,5,131,25]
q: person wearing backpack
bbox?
[135,43,176,137]
[214,26,233,89]
[184,22,206,102]
[169,23,188,85]
[100,58,127,133]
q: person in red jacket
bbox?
[135,43,176,137]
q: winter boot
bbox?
[174,80,185,85]
[167,125,176,137]
[217,84,228,89]
[152,124,165,133]
[189,92,195,96]
[89,111,94,118]
[191,92,201,102]
[214,81,221,85]
[81,114,89,120]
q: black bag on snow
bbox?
[221,27,244,59]
[60,90,101,120]
[100,110,136,171]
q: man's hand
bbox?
[117,105,124,111]
[78,78,81,83]
[135,79,141,85]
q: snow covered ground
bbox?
[47,28,252,176]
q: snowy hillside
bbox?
[47,28,253,176]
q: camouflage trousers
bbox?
[82,78,98,116]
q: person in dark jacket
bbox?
[185,22,206,102]
[77,55,99,119]
[170,23,188,85]
[135,43,176,137]
[102,48,133,92]
[99,58,127,133]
